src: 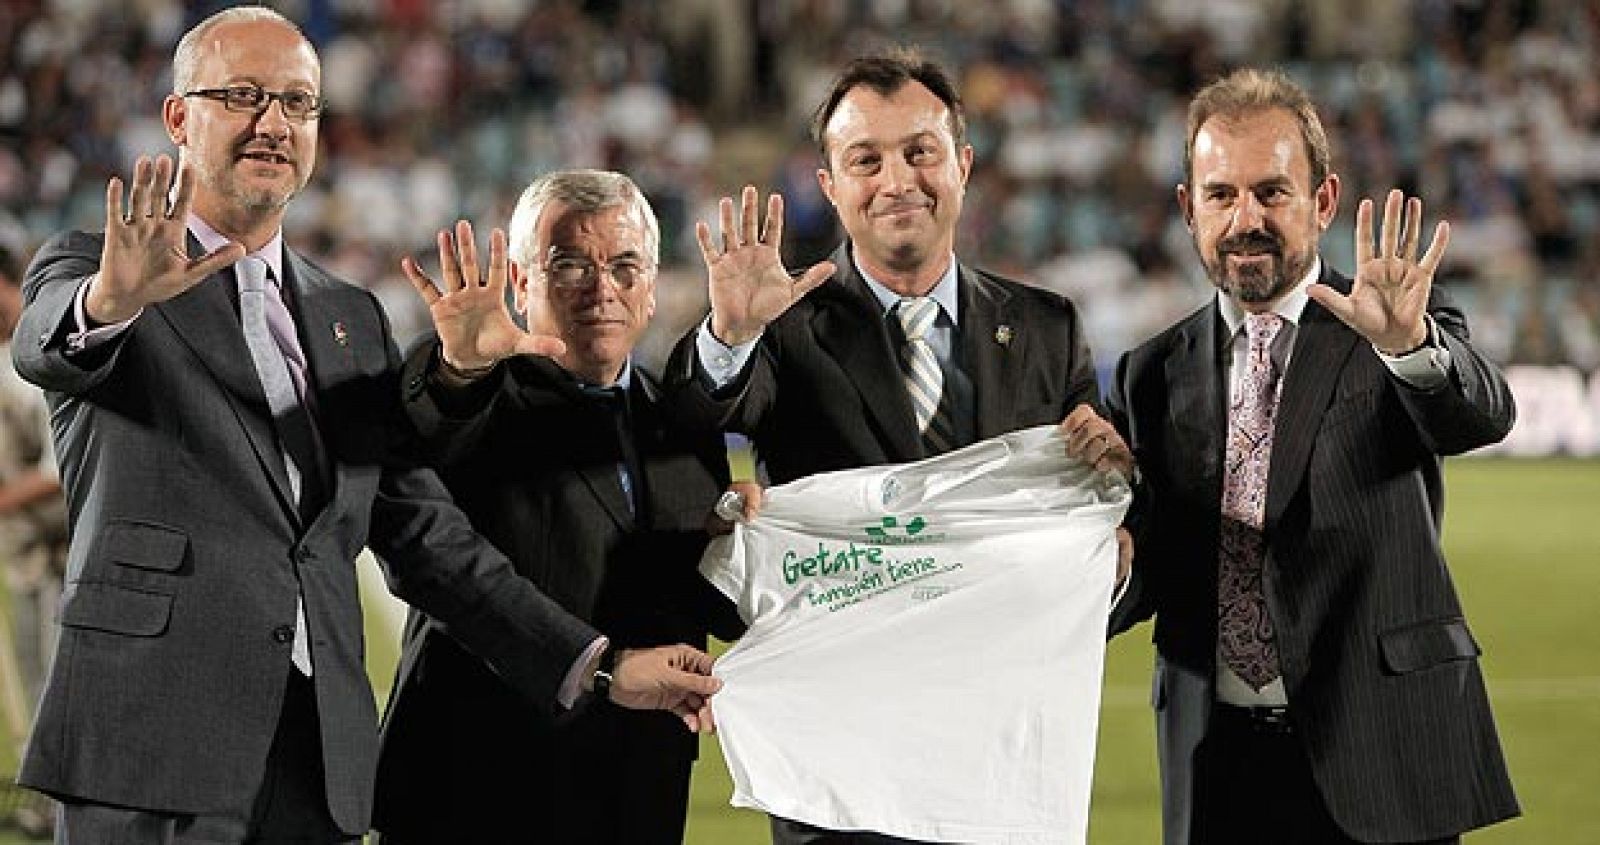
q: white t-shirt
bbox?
[701,426,1131,843]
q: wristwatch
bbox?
[592,643,618,702]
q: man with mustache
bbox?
[663,47,1132,844]
[12,8,719,842]
[1107,68,1519,844]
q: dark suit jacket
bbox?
[1106,266,1520,843]
[12,231,599,835]
[373,347,742,842]
[663,243,1100,483]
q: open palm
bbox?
[1308,189,1448,354]
[699,187,834,346]
[401,220,565,372]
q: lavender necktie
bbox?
[1217,312,1285,690]
[238,255,324,676]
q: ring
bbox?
[714,490,746,523]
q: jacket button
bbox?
[295,548,311,563]
[272,625,295,643]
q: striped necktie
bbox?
[895,297,956,454]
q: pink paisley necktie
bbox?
[1217,312,1285,690]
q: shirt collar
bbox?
[188,213,285,285]
[853,247,961,327]
[1217,255,1320,339]
[578,358,633,392]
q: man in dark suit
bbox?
[13,9,719,843]
[1107,68,1519,844]
[664,48,1132,844]
[373,170,745,843]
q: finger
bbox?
[1379,188,1402,259]
[124,157,152,224]
[1354,198,1374,267]
[146,156,174,220]
[511,332,568,358]
[1401,196,1423,264]
[669,667,722,698]
[105,176,126,231]
[719,196,736,253]
[762,192,785,246]
[436,228,463,293]
[1306,282,1359,326]
[185,241,247,285]
[486,228,508,294]
[737,482,765,521]
[740,185,759,249]
[455,219,481,287]
[1058,403,1096,437]
[400,255,441,305]
[1417,220,1451,277]
[792,261,835,299]
[699,700,717,734]
[695,220,718,268]
[170,163,197,220]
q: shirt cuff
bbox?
[1375,314,1451,390]
[695,315,760,390]
[557,635,610,710]
[67,275,140,354]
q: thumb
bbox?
[668,666,723,697]
[514,332,567,359]
[1306,282,1357,326]
[188,242,247,284]
[793,261,835,299]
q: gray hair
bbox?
[507,170,660,268]
[172,6,317,94]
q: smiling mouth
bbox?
[240,151,291,166]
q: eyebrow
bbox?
[840,130,941,154]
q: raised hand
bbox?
[699,186,835,346]
[609,644,723,733]
[400,219,566,374]
[1308,189,1448,354]
[87,155,246,324]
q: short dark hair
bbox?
[810,46,966,165]
[1184,67,1331,191]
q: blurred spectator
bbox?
[0,0,1595,372]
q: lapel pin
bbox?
[331,321,349,347]
[995,325,1014,347]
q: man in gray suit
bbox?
[1107,68,1519,844]
[13,7,719,843]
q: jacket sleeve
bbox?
[13,231,131,396]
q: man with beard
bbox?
[12,8,719,842]
[1106,68,1519,844]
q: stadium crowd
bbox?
[0,0,1596,374]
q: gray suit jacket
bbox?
[13,230,599,835]
[663,242,1100,484]
[1107,267,1520,843]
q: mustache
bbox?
[1217,230,1282,255]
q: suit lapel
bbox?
[810,256,923,461]
[1165,305,1226,508]
[960,265,1018,440]
[1265,275,1359,529]
[155,249,299,521]
[524,359,636,532]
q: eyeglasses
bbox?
[543,257,654,291]
[183,85,327,121]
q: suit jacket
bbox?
[663,242,1100,483]
[12,231,599,835]
[373,348,742,842]
[1106,266,1520,843]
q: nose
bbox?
[253,98,292,140]
[1229,192,1266,234]
[880,154,916,194]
